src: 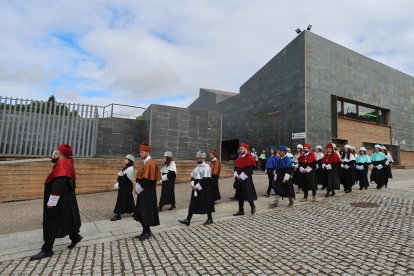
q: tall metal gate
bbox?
[0,96,99,157]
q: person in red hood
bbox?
[30,144,82,261]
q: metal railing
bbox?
[0,96,99,157]
[100,103,146,119]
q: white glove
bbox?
[264,169,267,173]
[376,164,383,170]
[283,173,291,181]
[195,183,203,191]
[385,160,390,165]
[344,165,350,170]
[47,194,60,207]
[322,163,326,169]
[299,167,305,173]
[135,182,144,194]
[293,163,299,169]
[161,174,168,181]
[234,171,238,178]
[113,183,119,190]
[117,171,124,176]
[305,166,312,173]
[316,164,319,169]
[325,164,332,170]
[274,174,277,181]
[340,164,344,168]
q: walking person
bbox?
[111,154,136,221]
[264,146,278,197]
[370,144,388,189]
[297,144,318,201]
[314,145,325,189]
[233,143,257,216]
[159,151,177,211]
[259,150,267,171]
[179,151,214,226]
[341,145,356,193]
[355,147,371,190]
[382,146,393,188]
[209,149,221,203]
[292,144,304,193]
[269,145,295,207]
[321,143,341,197]
[134,143,161,241]
[30,144,82,261]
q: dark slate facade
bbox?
[189,30,414,155]
[96,117,146,156]
[305,31,414,151]
[143,104,222,160]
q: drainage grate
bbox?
[350,202,380,208]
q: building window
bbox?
[359,106,377,122]
[337,98,388,125]
[343,102,357,119]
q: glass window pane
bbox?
[344,102,357,119]
[337,100,342,116]
[359,106,377,122]
[378,110,386,125]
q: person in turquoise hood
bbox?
[355,147,371,190]
[370,144,387,189]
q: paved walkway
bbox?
[0,170,413,275]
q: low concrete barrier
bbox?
[0,158,233,202]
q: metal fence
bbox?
[0,96,99,157]
[100,103,146,119]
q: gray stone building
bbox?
[189,31,414,166]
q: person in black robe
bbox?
[370,144,388,189]
[208,149,221,202]
[382,146,393,188]
[291,144,304,193]
[111,154,136,221]
[297,143,318,201]
[314,145,325,189]
[340,145,356,193]
[159,151,177,211]
[321,143,341,197]
[179,151,215,226]
[269,145,295,207]
[30,144,82,261]
[233,143,257,216]
[134,143,161,241]
[355,147,371,190]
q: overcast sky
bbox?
[1,0,414,114]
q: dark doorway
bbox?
[221,139,239,161]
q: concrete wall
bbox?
[305,31,414,151]
[188,88,237,112]
[144,104,222,160]
[215,32,306,151]
[96,118,146,157]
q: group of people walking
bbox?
[30,140,393,261]
[262,142,393,208]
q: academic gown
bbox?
[188,162,215,214]
[159,161,177,208]
[321,154,341,191]
[113,166,135,215]
[341,154,356,191]
[234,153,258,202]
[274,156,295,199]
[370,152,387,189]
[291,153,303,189]
[384,153,393,186]
[315,152,325,186]
[297,152,317,192]
[43,159,81,242]
[209,158,221,201]
[355,155,371,189]
[134,158,160,226]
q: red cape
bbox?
[234,152,256,169]
[322,153,341,164]
[45,158,76,184]
[297,151,317,164]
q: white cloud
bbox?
[1,0,414,109]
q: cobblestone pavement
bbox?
[1,183,413,275]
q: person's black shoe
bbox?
[67,235,83,249]
[30,250,53,261]
[178,219,190,226]
[233,210,244,216]
[158,206,163,212]
[251,205,256,215]
[325,192,330,197]
[137,232,152,241]
[365,186,368,190]
[203,219,213,225]
[288,200,294,207]
[110,214,121,221]
[331,191,335,196]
